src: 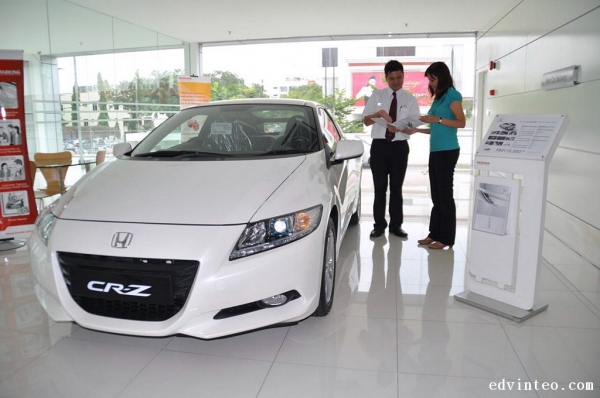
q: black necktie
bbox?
[385,92,397,142]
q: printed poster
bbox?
[0,50,37,240]
[177,75,211,109]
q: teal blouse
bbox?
[427,87,462,152]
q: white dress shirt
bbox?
[362,87,419,141]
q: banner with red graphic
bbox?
[0,50,37,239]
[352,71,433,107]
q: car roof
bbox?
[183,98,321,110]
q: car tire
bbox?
[349,189,361,225]
[313,217,336,317]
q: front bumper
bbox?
[30,218,324,339]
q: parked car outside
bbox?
[63,143,88,156]
[30,99,363,339]
[81,140,107,153]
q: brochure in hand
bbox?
[372,115,422,130]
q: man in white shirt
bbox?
[362,60,419,238]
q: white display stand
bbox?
[455,114,569,322]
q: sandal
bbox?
[428,242,453,250]
[417,237,435,245]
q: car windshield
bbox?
[131,103,321,159]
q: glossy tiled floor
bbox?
[1,169,599,397]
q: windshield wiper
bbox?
[134,150,234,158]
[175,152,236,159]
[259,149,311,156]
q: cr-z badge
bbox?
[112,232,133,248]
[87,281,152,297]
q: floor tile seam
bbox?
[551,325,600,383]
[542,260,600,319]
[256,327,291,398]
[65,333,175,350]
[7,328,67,352]
[397,318,502,326]
[497,322,538,386]
[337,312,399,322]
[550,324,600,332]
[395,369,531,382]
[0,331,54,385]
[501,323,575,331]
[113,348,164,398]
[270,359,398,374]
[161,346,278,364]
[502,323,600,383]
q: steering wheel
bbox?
[187,136,219,151]
[289,136,311,150]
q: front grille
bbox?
[57,252,199,322]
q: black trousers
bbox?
[370,139,409,231]
[428,149,460,245]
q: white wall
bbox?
[475,0,600,266]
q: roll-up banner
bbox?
[0,50,37,242]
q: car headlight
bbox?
[230,205,323,260]
[35,204,57,246]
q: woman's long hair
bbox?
[425,62,454,99]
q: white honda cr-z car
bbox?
[30,98,363,339]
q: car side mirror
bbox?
[331,139,364,165]
[112,142,132,157]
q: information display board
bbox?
[477,114,566,160]
[456,114,569,321]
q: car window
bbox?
[131,103,321,159]
[318,107,341,150]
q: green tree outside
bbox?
[207,71,267,100]
[96,73,111,127]
[70,85,79,127]
[287,84,363,133]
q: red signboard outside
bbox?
[0,50,37,239]
[352,71,433,107]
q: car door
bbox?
[317,107,360,231]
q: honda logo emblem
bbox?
[111,232,133,248]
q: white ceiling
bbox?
[64,0,517,45]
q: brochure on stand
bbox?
[473,182,511,236]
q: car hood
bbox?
[58,157,306,225]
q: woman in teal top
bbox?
[406,62,466,249]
